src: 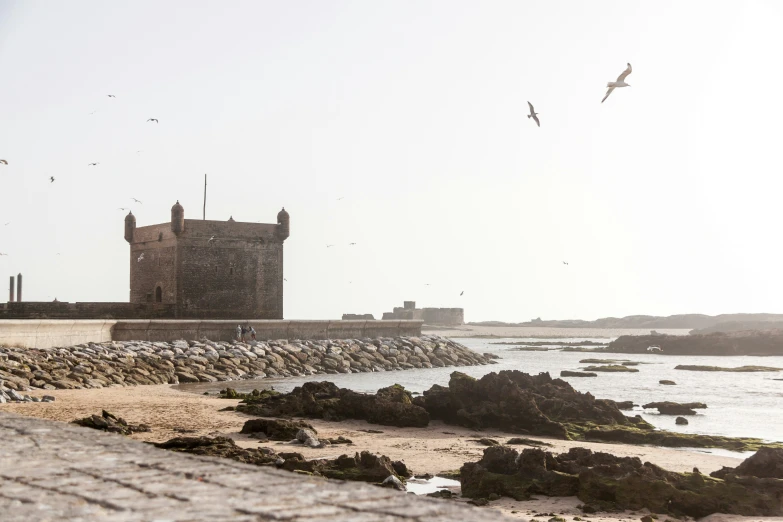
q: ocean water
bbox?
[177,336,783,444]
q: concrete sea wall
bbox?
[0,320,424,349]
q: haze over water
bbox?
[180,333,783,447]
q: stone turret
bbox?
[276,207,290,241]
[171,201,184,235]
[124,211,136,243]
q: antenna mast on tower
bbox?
[203,174,207,220]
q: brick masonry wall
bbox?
[128,217,285,319]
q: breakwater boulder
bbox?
[460,446,783,517]
[0,335,493,391]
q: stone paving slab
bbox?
[0,412,510,521]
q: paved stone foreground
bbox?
[0,412,509,521]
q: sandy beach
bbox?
[2,383,773,521]
[422,325,692,339]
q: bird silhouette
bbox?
[107,94,116,98]
[0,253,7,256]
[147,118,158,123]
[208,236,216,243]
[118,207,128,211]
[137,253,145,262]
[337,197,344,200]
[460,291,464,296]
[527,101,540,127]
[349,242,357,246]
[88,162,99,166]
[602,63,632,103]
[49,176,55,183]
[131,198,142,204]
[563,261,569,266]
[326,244,335,248]
[0,160,8,165]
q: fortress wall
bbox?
[111,320,422,342]
[0,302,175,320]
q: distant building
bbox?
[125,201,290,319]
[341,314,376,320]
[381,301,464,326]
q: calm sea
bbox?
[177,333,783,444]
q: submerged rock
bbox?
[659,380,677,385]
[460,445,783,517]
[643,401,707,416]
[676,416,689,425]
[560,371,597,378]
[72,410,150,435]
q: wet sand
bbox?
[1,384,762,521]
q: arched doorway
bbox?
[155,286,162,303]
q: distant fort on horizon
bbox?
[1,201,290,319]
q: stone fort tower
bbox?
[124,202,290,319]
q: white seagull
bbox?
[208,235,216,243]
[137,253,145,262]
[0,160,8,165]
[601,63,632,103]
[527,102,540,127]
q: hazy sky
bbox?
[1,1,783,322]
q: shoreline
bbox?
[0,383,757,521]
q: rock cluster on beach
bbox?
[72,410,151,435]
[0,336,494,391]
[0,381,54,403]
[155,436,410,486]
[460,445,783,517]
[237,382,430,428]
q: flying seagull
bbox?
[107,94,116,98]
[131,198,142,204]
[337,197,344,200]
[50,176,55,183]
[208,235,216,243]
[137,253,145,262]
[563,261,569,265]
[147,118,158,123]
[349,242,356,246]
[326,244,334,248]
[460,291,464,296]
[602,63,632,103]
[0,253,7,256]
[527,102,540,127]
[0,160,7,165]
[88,162,99,166]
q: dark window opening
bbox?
[215,266,218,275]
[230,267,234,275]
[155,286,162,303]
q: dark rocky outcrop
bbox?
[154,436,410,483]
[240,418,315,440]
[608,400,634,410]
[412,371,634,439]
[710,448,783,480]
[460,446,783,517]
[642,401,707,416]
[237,382,429,428]
[675,365,781,372]
[72,410,150,435]
[676,417,688,425]
[659,380,676,385]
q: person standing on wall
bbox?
[240,325,247,342]
[249,325,256,341]
[236,324,242,342]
